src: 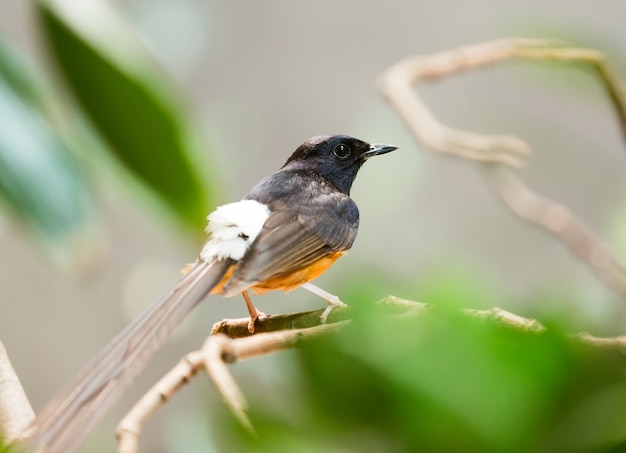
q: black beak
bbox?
[363,143,398,159]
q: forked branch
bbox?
[114,39,626,452]
[378,37,626,297]
[116,295,626,453]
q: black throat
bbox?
[279,158,362,196]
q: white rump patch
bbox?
[200,200,270,262]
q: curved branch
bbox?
[116,295,626,452]
[378,38,626,298]
[115,321,346,453]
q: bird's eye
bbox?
[333,144,351,159]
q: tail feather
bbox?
[26,259,232,453]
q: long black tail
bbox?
[25,259,232,453]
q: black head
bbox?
[282,135,397,195]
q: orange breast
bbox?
[209,251,344,296]
[250,251,344,294]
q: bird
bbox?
[25,134,397,453]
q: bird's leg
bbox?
[241,290,265,333]
[301,282,347,323]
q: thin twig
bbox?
[115,39,626,452]
[115,322,346,453]
[378,37,626,298]
[214,298,548,337]
[210,306,352,338]
[486,168,626,296]
[117,294,626,452]
[0,341,35,445]
[115,337,251,453]
[575,332,626,352]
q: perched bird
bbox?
[26,134,397,452]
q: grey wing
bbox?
[220,204,358,296]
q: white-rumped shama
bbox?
[27,135,397,453]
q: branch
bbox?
[116,294,626,453]
[485,168,626,296]
[209,306,352,339]
[115,322,346,453]
[378,37,626,298]
[114,39,626,452]
[0,341,35,446]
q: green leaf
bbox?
[0,39,46,112]
[36,0,212,231]
[0,74,94,267]
[219,302,626,452]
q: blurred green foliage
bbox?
[2,2,625,452]
[0,42,93,267]
[218,302,626,452]
[0,436,21,453]
[0,0,216,267]
[37,1,212,230]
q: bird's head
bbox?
[282,135,397,194]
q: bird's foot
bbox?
[247,308,266,334]
[320,296,347,324]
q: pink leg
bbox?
[301,283,347,323]
[242,290,266,333]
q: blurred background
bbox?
[1,0,625,452]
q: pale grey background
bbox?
[1,1,625,451]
